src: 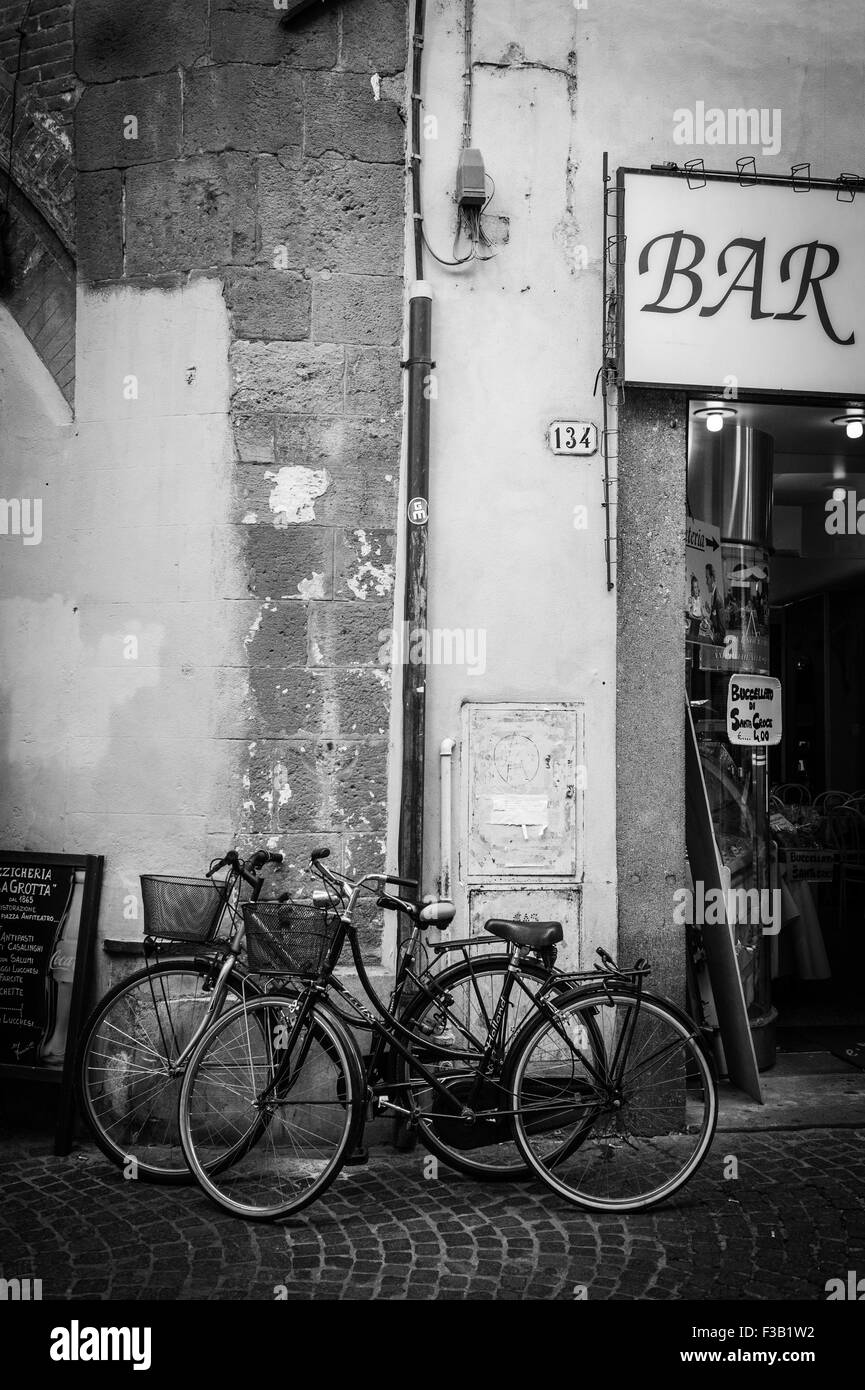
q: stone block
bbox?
[345,346,402,417]
[235,451,397,531]
[303,71,405,163]
[252,667,391,739]
[76,73,181,170]
[243,738,388,835]
[242,742,320,836]
[312,273,402,346]
[75,0,209,81]
[307,600,393,667]
[223,268,311,341]
[243,522,334,600]
[274,415,400,473]
[232,413,275,463]
[76,169,123,281]
[245,598,308,667]
[258,153,404,275]
[183,64,303,155]
[211,1,337,68]
[328,740,389,833]
[341,0,408,74]
[334,528,396,600]
[230,341,345,413]
[125,155,257,274]
[343,832,388,878]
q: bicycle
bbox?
[178,849,718,1219]
[76,845,284,1183]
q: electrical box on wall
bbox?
[456,148,487,207]
[461,703,585,881]
[459,703,586,969]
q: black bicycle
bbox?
[177,849,718,1219]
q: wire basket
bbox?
[242,900,337,977]
[140,875,228,944]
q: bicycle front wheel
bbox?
[179,994,364,1221]
[76,957,254,1184]
[510,990,717,1212]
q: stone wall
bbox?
[73,0,408,962]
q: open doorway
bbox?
[687,398,865,1067]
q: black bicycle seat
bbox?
[484,919,564,949]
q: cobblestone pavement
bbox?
[1,1127,863,1301]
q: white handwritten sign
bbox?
[726,674,782,746]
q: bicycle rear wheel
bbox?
[399,956,576,1180]
[179,994,364,1221]
[76,957,254,1183]
[510,990,717,1212]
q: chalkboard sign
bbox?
[0,862,76,1063]
[0,852,103,1153]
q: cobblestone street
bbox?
[1,1124,863,1301]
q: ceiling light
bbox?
[832,410,865,441]
[693,406,737,433]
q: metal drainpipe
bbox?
[439,738,455,900]
[397,283,433,930]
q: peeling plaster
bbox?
[371,72,382,101]
[298,572,327,600]
[347,561,395,599]
[244,609,263,646]
[265,465,329,526]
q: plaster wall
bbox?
[0,281,245,987]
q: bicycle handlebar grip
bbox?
[266,851,285,866]
[206,848,236,878]
[382,873,418,890]
[310,847,330,862]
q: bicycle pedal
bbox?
[343,1145,370,1167]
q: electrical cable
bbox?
[462,0,474,149]
[412,0,496,272]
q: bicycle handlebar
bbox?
[206,847,285,883]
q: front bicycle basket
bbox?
[140,875,228,944]
[242,900,337,977]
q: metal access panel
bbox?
[468,886,582,968]
[462,703,584,881]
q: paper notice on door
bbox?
[489,795,549,840]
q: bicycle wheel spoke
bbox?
[512,992,717,1212]
[180,997,358,1219]
[401,958,568,1179]
[79,963,247,1180]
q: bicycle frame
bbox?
[249,853,687,1139]
[257,862,590,1123]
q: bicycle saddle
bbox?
[484,919,564,948]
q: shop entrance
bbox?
[686,399,865,1068]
